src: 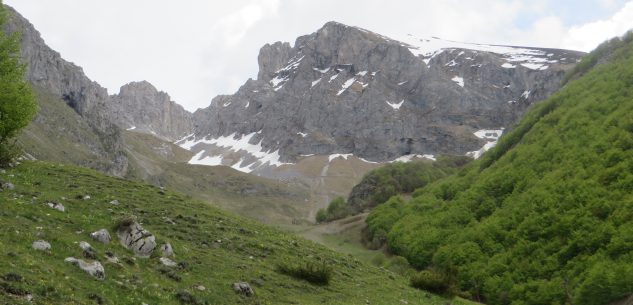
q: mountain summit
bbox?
[183,21,583,174]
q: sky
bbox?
[5,0,633,112]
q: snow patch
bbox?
[356,71,368,76]
[127,126,136,131]
[386,100,405,110]
[328,154,353,162]
[313,67,330,73]
[337,77,357,95]
[311,78,322,87]
[245,101,249,108]
[452,76,464,87]
[521,90,531,99]
[398,81,408,86]
[329,73,340,82]
[177,132,290,172]
[297,132,308,138]
[501,62,516,68]
[391,154,436,163]
[466,129,504,159]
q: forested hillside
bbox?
[366,32,633,305]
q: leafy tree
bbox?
[0,2,37,165]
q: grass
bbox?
[0,161,477,305]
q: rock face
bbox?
[116,221,156,257]
[185,22,584,173]
[111,81,193,141]
[64,257,105,280]
[3,6,194,176]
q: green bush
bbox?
[315,197,349,222]
[277,260,333,285]
[0,3,37,166]
[410,270,451,295]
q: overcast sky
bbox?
[5,0,633,111]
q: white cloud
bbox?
[563,1,633,51]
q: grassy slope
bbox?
[123,131,312,225]
[366,34,633,304]
[0,161,479,305]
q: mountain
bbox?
[363,32,633,305]
[183,21,584,175]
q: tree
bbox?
[0,2,36,165]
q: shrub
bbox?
[277,260,333,285]
[0,4,37,166]
[410,270,451,295]
[315,197,349,223]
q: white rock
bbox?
[159,257,178,267]
[90,229,112,244]
[32,240,51,251]
[46,202,65,212]
[64,257,105,280]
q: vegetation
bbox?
[0,161,477,304]
[366,34,633,305]
[0,2,37,165]
[316,156,470,223]
[410,270,451,295]
[315,197,348,223]
[276,260,333,285]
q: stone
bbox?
[116,221,156,257]
[64,257,105,280]
[80,241,98,259]
[83,195,91,200]
[232,282,254,297]
[46,202,65,212]
[159,257,178,267]
[1,181,15,190]
[32,240,51,251]
[194,285,206,291]
[159,243,174,257]
[90,229,112,244]
[109,199,120,205]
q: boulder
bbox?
[79,241,97,259]
[109,199,120,205]
[90,229,112,244]
[116,221,156,257]
[32,240,51,251]
[232,282,254,297]
[64,257,105,280]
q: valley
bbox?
[1,1,632,305]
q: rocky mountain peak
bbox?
[183,21,585,175]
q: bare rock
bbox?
[159,257,178,267]
[232,282,254,297]
[32,240,51,251]
[64,257,105,280]
[109,199,120,205]
[90,229,112,244]
[116,221,156,257]
[46,202,65,212]
[79,241,98,259]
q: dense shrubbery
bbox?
[277,260,333,285]
[0,3,37,166]
[316,156,470,223]
[366,35,633,304]
[315,197,349,223]
[410,270,451,295]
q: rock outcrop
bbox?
[90,229,112,244]
[116,221,156,257]
[111,81,193,141]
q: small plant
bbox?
[113,215,137,232]
[410,270,450,295]
[277,260,333,285]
